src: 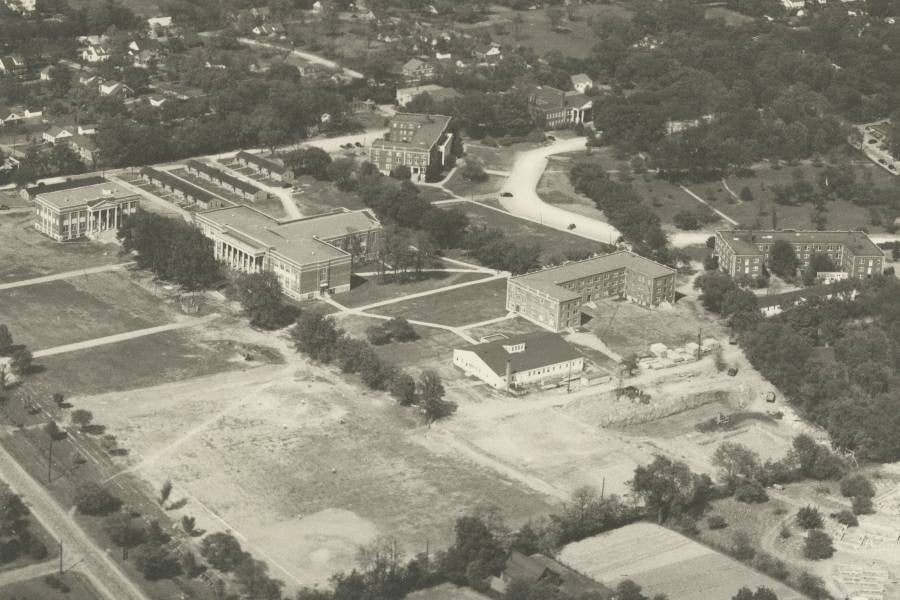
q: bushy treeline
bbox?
[569,161,674,265]
[117,209,221,290]
[290,312,456,423]
[0,483,47,565]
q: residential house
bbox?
[184,159,269,202]
[1,106,43,125]
[147,16,174,38]
[453,333,584,391]
[42,126,74,144]
[235,151,294,182]
[99,81,133,98]
[68,134,99,166]
[714,229,884,279]
[0,55,27,77]
[76,124,97,136]
[39,66,54,81]
[401,57,435,84]
[3,0,36,13]
[570,73,593,94]
[147,95,168,107]
[350,99,376,113]
[473,42,502,64]
[490,552,608,596]
[528,86,593,129]
[781,0,805,10]
[141,167,226,210]
[81,44,111,63]
[507,252,677,332]
[395,84,460,106]
[757,283,859,318]
[665,114,714,135]
[368,113,453,181]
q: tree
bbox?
[70,409,94,431]
[159,480,173,505]
[796,506,823,530]
[234,271,288,329]
[802,253,835,286]
[200,532,246,572]
[673,210,700,230]
[74,483,121,516]
[0,483,30,538]
[546,6,564,29]
[694,271,737,313]
[461,159,488,183]
[803,530,834,560]
[839,474,874,499]
[284,146,332,180]
[630,456,712,523]
[182,515,196,535]
[418,370,456,423]
[768,240,798,278]
[10,347,32,376]
[713,442,762,489]
[733,587,779,600]
[0,325,12,352]
[388,372,417,406]
[134,544,180,580]
[105,512,145,559]
[385,317,417,342]
[732,530,755,560]
[442,516,507,587]
[739,187,754,203]
[851,495,873,515]
[389,165,411,180]
[734,479,768,504]
[290,313,341,362]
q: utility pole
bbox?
[58,540,63,574]
[697,327,702,362]
[47,437,53,484]
[600,477,605,500]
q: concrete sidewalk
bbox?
[0,262,135,291]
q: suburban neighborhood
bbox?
[2,1,900,600]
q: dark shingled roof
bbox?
[503,552,608,598]
[25,175,107,197]
[236,151,288,175]
[141,167,217,204]
[457,332,581,377]
[186,159,265,196]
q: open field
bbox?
[700,496,792,553]
[559,522,800,600]
[0,189,30,209]
[70,360,554,588]
[0,213,124,282]
[375,278,509,327]
[291,176,366,216]
[0,573,104,600]
[443,170,505,198]
[0,271,175,350]
[446,203,612,266]
[339,271,490,309]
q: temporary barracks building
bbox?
[185,159,269,202]
[32,178,139,241]
[235,151,294,182]
[140,167,230,210]
[714,229,883,279]
[507,251,677,332]
[453,332,584,390]
[194,205,382,298]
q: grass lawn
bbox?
[446,202,613,266]
[341,271,491,309]
[443,170,505,198]
[417,186,456,203]
[464,142,535,172]
[0,573,104,600]
[0,213,125,282]
[0,271,174,351]
[375,278,509,327]
[0,189,30,209]
[699,496,791,554]
[291,176,366,215]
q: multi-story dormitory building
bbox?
[368,113,453,182]
[714,230,884,279]
[194,205,382,299]
[506,251,677,332]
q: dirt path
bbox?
[0,262,135,291]
[0,558,62,586]
[33,314,221,358]
[679,185,739,226]
[0,445,150,600]
[237,37,364,79]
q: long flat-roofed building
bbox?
[194,205,381,299]
[368,113,453,181]
[507,251,677,332]
[714,230,883,279]
[33,178,140,241]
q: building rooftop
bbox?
[35,180,138,210]
[502,552,607,597]
[397,84,461,103]
[141,167,217,204]
[458,332,581,378]
[512,251,676,302]
[186,160,263,195]
[199,205,380,266]
[236,151,288,175]
[718,230,882,257]
[25,175,108,198]
[371,113,451,152]
[530,86,592,111]
[571,73,592,85]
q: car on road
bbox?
[764,391,776,403]
[567,223,576,230]
[499,191,513,197]
[891,165,897,172]
[869,139,878,144]
[547,135,556,142]
[879,158,888,165]
[0,204,9,211]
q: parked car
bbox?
[879,158,887,165]
[567,223,576,230]
[764,391,776,403]
[500,191,513,197]
[727,367,739,377]
[0,204,9,211]
[354,141,362,147]
[547,135,556,142]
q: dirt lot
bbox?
[0,271,180,350]
[0,573,104,600]
[559,523,800,600]
[338,271,490,309]
[375,278,509,327]
[0,213,125,282]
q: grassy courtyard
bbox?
[340,271,490,309]
[375,277,509,327]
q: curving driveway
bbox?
[499,137,623,245]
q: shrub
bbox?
[796,506,823,530]
[707,515,727,530]
[74,483,122,516]
[29,539,48,560]
[797,571,830,600]
[851,495,874,515]
[732,530,755,560]
[832,510,858,527]
[734,480,769,504]
[673,210,701,230]
[839,474,874,499]
[366,325,392,346]
[779,524,792,539]
[803,530,834,560]
[200,532,245,572]
[753,552,789,580]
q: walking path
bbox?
[680,185,739,226]
[0,262,135,291]
[33,314,220,358]
[0,558,64,586]
[0,444,150,600]
[351,272,508,313]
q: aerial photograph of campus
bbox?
[1,0,900,599]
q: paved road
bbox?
[33,313,220,358]
[0,558,62,586]
[0,445,149,600]
[499,137,623,245]
[0,262,135,291]
[237,38,364,79]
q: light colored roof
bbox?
[512,251,675,302]
[36,180,138,210]
[397,84,461,103]
[457,332,581,377]
[371,112,451,152]
[571,73,592,85]
[717,229,882,257]
[200,205,380,267]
